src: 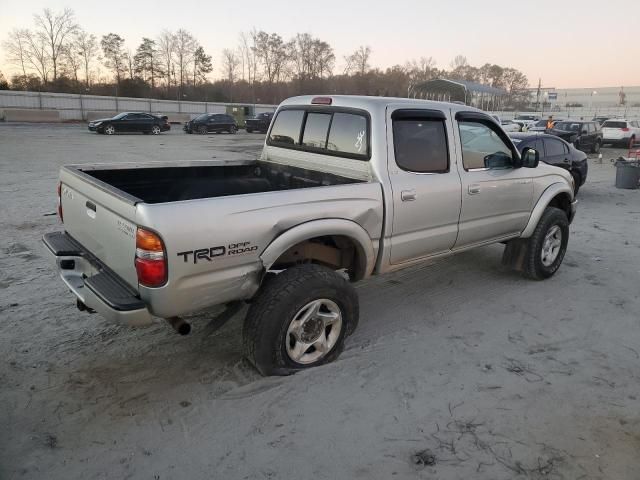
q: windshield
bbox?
[515,115,536,121]
[532,120,548,127]
[112,112,128,120]
[554,122,581,131]
[194,114,209,121]
[511,138,522,144]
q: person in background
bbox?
[546,116,554,130]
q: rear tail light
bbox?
[135,228,167,287]
[621,127,630,132]
[57,182,63,222]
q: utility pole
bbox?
[535,78,542,112]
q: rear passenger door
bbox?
[386,107,462,264]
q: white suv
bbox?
[601,119,640,147]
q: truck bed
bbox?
[81,161,363,204]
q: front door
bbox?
[454,114,533,248]
[387,106,462,265]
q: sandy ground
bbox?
[0,123,639,480]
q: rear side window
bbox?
[327,113,368,156]
[269,110,304,145]
[393,119,449,173]
[602,121,627,128]
[302,113,332,149]
[544,138,566,156]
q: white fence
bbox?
[0,90,278,121]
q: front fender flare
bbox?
[520,182,573,238]
[260,219,376,280]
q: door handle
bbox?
[468,184,481,195]
[401,190,416,201]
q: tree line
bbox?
[1,8,531,108]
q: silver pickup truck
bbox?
[44,95,577,375]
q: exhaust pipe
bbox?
[166,317,191,336]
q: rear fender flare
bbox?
[260,219,376,280]
[520,183,573,238]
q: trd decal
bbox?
[177,242,258,264]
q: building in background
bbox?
[412,78,507,111]
[529,86,640,108]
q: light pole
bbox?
[590,90,597,112]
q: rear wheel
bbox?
[591,140,601,154]
[243,264,359,376]
[229,125,237,134]
[104,124,115,135]
[522,207,569,280]
[246,128,253,133]
[151,125,161,135]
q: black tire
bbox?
[197,125,207,135]
[229,125,237,134]
[522,207,569,281]
[104,124,115,135]
[151,125,161,135]
[591,140,601,154]
[571,170,581,195]
[243,264,359,376]
[246,128,253,133]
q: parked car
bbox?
[45,95,576,376]
[528,119,551,133]
[510,132,587,194]
[592,115,612,126]
[245,112,275,133]
[88,112,170,135]
[183,113,238,134]
[548,120,602,153]
[513,114,540,131]
[600,119,640,147]
[500,119,522,132]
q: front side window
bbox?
[302,113,332,149]
[327,113,368,156]
[458,121,513,170]
[269,110,304,145]
[393,119,448,173]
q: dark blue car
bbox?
[510,133,588,195]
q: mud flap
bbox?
[502,239,529,272]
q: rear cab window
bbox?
[268,107,370,159]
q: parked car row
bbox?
[87,111,275,136]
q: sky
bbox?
[1,0,638,89]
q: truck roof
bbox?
[279,95,485,116]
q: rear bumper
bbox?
[43,232,153,327]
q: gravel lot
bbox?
[1,123,639,480]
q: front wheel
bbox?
[198,125,207,135]
[151,125,161,135]
[243,264,359,376]
[104,124,115,135]
[522,207,569,280]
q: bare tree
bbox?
[23,30,51,83]
[125,49,135,79]
[312,40,334,78]
[61,43,81,84]
[344,46,371,75]
[3,29,31,78]
[33,8,78,81]
[238,31,258,84]
[173,29,196,94]
[75,30,99,88]
[157,30,175,93]
[100,33,126,85]
[253,31,290,84]
[221,48,240,82]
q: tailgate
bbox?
[602,127,623,139]
[59,167,139,289]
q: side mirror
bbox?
[522,147,539,168]
[484,152,513,169]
